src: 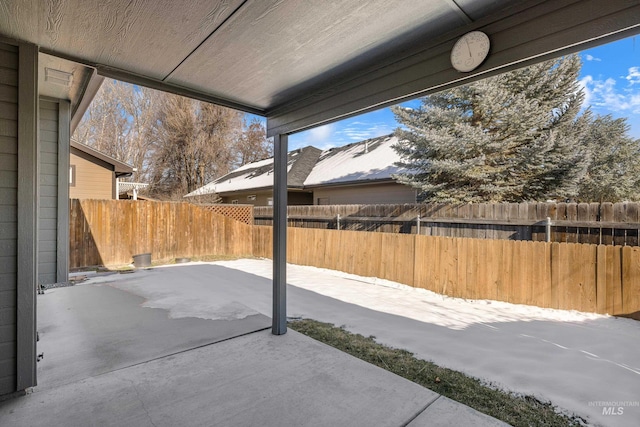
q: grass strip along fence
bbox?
[72,200,640,318]
[290,319,585,427]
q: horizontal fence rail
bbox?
[254,202,640,246]
[70,200,640,319]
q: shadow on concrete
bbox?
[36,282,270,390]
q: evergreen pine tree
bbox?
[392,55,590,203]
[577,114,640,202]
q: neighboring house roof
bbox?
[185,134,407,197]
[304,135,404,187]
[70,139,134,178]
[185,146,321,197]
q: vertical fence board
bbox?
[550,243,560,309]
[380,234,414,286]
[621,247,640,319]
[473,238,486,300]
[498,239,510,302]
[613,203,626,246]
[414,235,436,291]
[538,242,552,308]
[604,246,623,315]
[522,242,534,305]
[596,245,607,314]
[580,244,597,313]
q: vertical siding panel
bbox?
[0,41,18,395]
[68,152,114,200]
[37,100,58,285]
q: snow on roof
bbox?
[185,134,406,197]
[303,135,404,186]
[185,157,278,197]
[184,147,321,197]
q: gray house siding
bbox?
[0,39,38,397]
[37,98,69,286]
[38,100,58,285]
[0,41,18,395]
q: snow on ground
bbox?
[89,259,640,427]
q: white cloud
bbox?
[289,123,338,150]
[626,66,640,85]
[580,73,640,115]
[338,121,394,141]
[290,115,397,150]
[584,54,601,61]
[306,123,335,142]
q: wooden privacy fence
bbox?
[195,203,253,225]
[69,199,253,267]
[253,226,640,318]
[70,200,639,318]
[254,202,640,246]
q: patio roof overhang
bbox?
[2,1,638,135]
[2,0,640,338]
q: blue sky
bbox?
[579,36,640,138]
[250,35,640,151]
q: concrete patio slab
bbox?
[0,267,510,426]
[408,396,510,427]
[37,282,270,389]
[2,329,441,427]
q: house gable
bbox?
[187,134,413,206]
[69,141,133,200]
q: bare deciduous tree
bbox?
[74,79,271,201]
[74,79,160,182]
[236,118,272,165]
[147,94,244,199]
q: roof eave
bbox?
[70,139,134,173]
[304,177,398,189]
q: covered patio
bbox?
[1,0,639,423]
[0,269,506,426]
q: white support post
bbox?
[272,133,288,335]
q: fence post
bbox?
[416,215,421,235]
[337,214,341,230]
[546,217,552,242]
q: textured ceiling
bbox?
[1,0,638,135]
[0,0,509,111]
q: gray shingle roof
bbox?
[185,134,405,197]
